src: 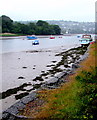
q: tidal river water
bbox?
[0,35,81,112]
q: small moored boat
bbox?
[32,40,39,45]
[27,35,38,40]
[79,34,93,46]
[77,35,81,38]
[59,36,62,38]
[50,35,55,39]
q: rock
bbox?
[2,112,10,119]
[8,115,16,120]
[41,72,68,89]
[2,92,37,120]
[72,64,79,69]
[55,72,67,79]
[45,77,59,85]
[16,115,28,119]
[5,106,19,115]
[22,67,27,69]
[20,92,36,104]
[46,86,58,89]
[80,53,88,61]
[18,76,25,79]
[13,101,25,110]
[64,64,69,68]
[41,77,59,89]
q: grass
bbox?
[0,33,25,37]
[21,42,97,120]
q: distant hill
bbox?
[19,20,95,34]
[47,20,95,34]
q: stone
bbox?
[79,52,88,61]
[72,64,79,69]
[13,101,25,110]
[5,106,19,115]
[2,92,37,120]
[8,115,16,120]
[45,77,58,85]
[55,72,67,79]
[20,92,36,104]
[2,112,10,119]
[16,115,28,119]
[22,67,27,69]
[46,86,58,89]
[18,76,25,79]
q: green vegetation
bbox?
[75,67,97,119]
[43,67,97,119]
[0,15,61,35]
[0,15,13,33]
[0,33,21,37]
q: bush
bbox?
[75,67,97,119]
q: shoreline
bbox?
[2,44,90,119]
[1,44,78,112]
[0,33,77,37]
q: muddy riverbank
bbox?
[1,38,80,112]
[2,44,89,120]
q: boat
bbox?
[27,35,38,40]
[32,40,39,45]
[79,34,93,46]
[59,36,62,38]
[77,35,81,38]
[50,35,55,39]
[50,37,55,39]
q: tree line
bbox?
[0,15,61,35]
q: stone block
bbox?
[20,92,36,104]
[5,106,19,115]
[46,77,58,85]
[2,112,10,119]
[13,101,25,110]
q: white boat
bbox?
[79,34,93,46]
[32,40,39,45]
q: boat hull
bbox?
[50,37,55,39]
[32,40,39,45]
[27,36,37,40]
[79,34,93,46]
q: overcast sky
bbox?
[0,0,96,22]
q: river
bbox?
[0,34,82,111]
[0,35,81,53]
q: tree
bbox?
[36,20,49,27]
[1,15,13,33]
[51,25,61,35]
[36,20,61,35]
[36,20,49,35]
[27,22,36,35]
[0,15,61,35]
[13,22,29,34]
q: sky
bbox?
[0,0,96,22]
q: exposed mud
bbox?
[1,45,88,108]
[2,45,89,120]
